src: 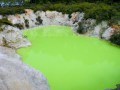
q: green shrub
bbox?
[24,19,29,28]
[0,7,25,15]
[36,16,43,25]
[0,18,12,26]
[14,23,24,29]
[84,3,113,21]
[76,22,85,34]
[0,2,119,23]
[0,28,3,32]
[50,3,65,12]
[110,30,120,45]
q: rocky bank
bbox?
[0,46,50,90]
[0,9,120,48]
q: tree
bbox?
[30,0,35,3]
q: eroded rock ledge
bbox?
[0,46,50,90]
[0,9,120,48]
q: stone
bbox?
[0,46,50,90]
[8,15,18,25]
[70,12,84,23]
[92,21,108,37]
[0,10,120,44]
[102,27,114,40]
[0,25,31,48]
[25,9,34,15]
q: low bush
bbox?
[0,18,12,26]
[25,19,29,28]
[110,30,120,45]
[0,2,119,23]
[77,22,86,34]
[36,16,43,25]
[0,6,25,15]
[14,23,24,30]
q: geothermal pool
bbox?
[18,25,120,90]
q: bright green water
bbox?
[18,25,120,90]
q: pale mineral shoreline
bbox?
[0,9,119,49]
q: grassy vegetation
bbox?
[0,2,119,22]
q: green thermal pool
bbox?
[18,25,120,90]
